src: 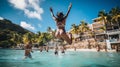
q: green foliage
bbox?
[0,19,30,48]
[79,20,89,32]
[70,24,79,34]
[23,32,33,44]
[37,32,53,46]
[0,30,11,41]
[98,6,120,31]
[0,40,14,48]
[10,32,23,45]
[47,27,52,32]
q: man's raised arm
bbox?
[64,3,72,19]
[50,7,56,20]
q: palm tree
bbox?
[79,20,89,32]
[106,14,114,30]
[78,20,90,40]
[98,10,108,32]
[109,7,120,29]
[47,27,56,40]
[98,10,108,43]
[37,31,41,36]
[70,24,79,34]
[37,32,53,46]
[47,27,52,32]
[31,34,38,44]
[98,10,109,50]
[37,34,44,46]
[23,32,33,44]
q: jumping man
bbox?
[50,3,72,44]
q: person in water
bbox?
[39,46,43,52]
[46,46,49,52]
[23,41,33,59]
[61,46,65,54]
[50,3,72,44]
[54,45,58,55]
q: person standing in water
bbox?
[54,45,58,55]
[39,46,43,52]
[50,3,72,44]
[61,46,65,54]
[23,41,33,59]
[46,46,49,52]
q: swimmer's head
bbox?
[57,12,64,18]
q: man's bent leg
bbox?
[61,33,72,44]
[67,33,72,43]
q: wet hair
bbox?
[56,12,64,17]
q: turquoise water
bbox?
[0,49,120,67]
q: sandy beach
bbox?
[66,48,116,52]
[31,47,117,52]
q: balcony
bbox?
[93,24,104,28]
[95,30,106,35]
[107,29,120,35]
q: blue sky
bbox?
[0,0,120,33]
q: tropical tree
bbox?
[98,10,108,32]
[98,10,108,43]
[70,24,79,34]
[47,27,52,32]
[109,7,120,29]
[78,20,90,40]
[37,32,53,46]
[47,26,56,40]
[37,31,41,36]
[79,20,89,32]
[98,10,110,50]
[31,34,38,44]
[23,32,33,44]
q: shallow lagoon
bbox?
[0,49,120,67]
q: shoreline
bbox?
[0,48,116,52]
[65,48,116,52]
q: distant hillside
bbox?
[0,19,30,34]
[0,19,31,48]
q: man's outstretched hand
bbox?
[50,7,53,12]
[69,3,72,8]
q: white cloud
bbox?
[9,0,26,10]
[0,17,4,20]
[9,0,44,20]
[20,21,35,30]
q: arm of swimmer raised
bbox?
[64,3,72,19]
[50,7,56,20]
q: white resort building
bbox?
[92,17,120,50]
